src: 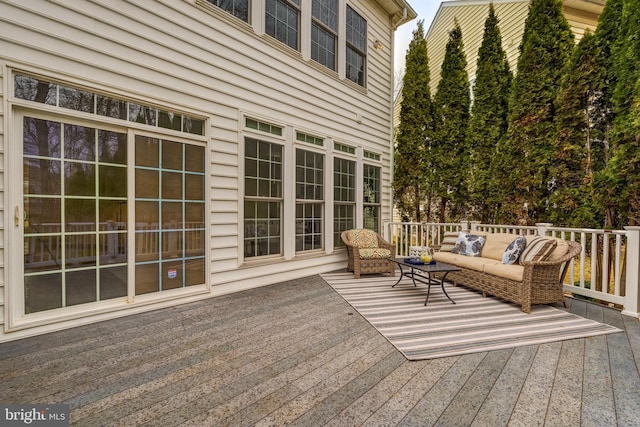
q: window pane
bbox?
[135,263,159,294]
[15,74,57,105]
[23,117,61,158]
[64,162,95,196]
[65,199,96,229]
[185,144,204,173]
[162,171,182,200]
[99,234,127,265]
[99,165,127,197]
[129,103,157,126]
[59,86,94,113]
[100,266,127,299]
[162,140,183,170]
[135,169,159,199]
[66,269,97,306]
[64,124,95,161]
[135,136,159,167]
[24,158,61,195]
[25,273,62,314]
[97,95,127,120]
[99,200,127,227]
[158,110,182,131]
[98,130,127,164]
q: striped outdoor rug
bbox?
[321,271,622,360]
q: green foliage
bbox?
[431,21,470,222]
[393,20,433,222]
[466,4,513,223]
[604,0,640,226]
[549,31,605,227]
[501,0,575,224]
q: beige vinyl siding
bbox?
[0,0,406,338]
[425,0,604,90]
[425,1,530,92]
[0,67,4,326]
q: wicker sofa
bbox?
[433,232,582,313]
[341,229,396,279]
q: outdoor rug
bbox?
[320,271,622,360]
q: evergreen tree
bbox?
[466,4,513,223]
[500,0,575,224]
[431,21,470,222]
[393,20,432,222]
[549,31,604,227]
[602,0,640,226]
[590,0,626,228]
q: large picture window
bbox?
[333,157,356,246]
[363,164,380,232]
[346,6,367,86]
[311,0,338,71]
[244,138,283,257]
[265,0,300,50]
[296,149,324,252]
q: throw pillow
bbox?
[502,236,527,265]
[453,232,486,257]
[439,231,459,252]
[519,237,557,265]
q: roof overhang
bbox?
[375,0,418,28]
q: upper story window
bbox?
[206,0,249,22]
[266,0,300,50]
[311,0,338,71]
[346,6,367,87]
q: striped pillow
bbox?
[439,231,459,252]
[519,237,557,265]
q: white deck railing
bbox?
[385,221,640,318]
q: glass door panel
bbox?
[22,117,128,314]
[134,135,205,295]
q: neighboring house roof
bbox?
[393,0,605,125]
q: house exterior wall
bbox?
[0,0,415,341]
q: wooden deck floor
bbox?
[1,273,639,426]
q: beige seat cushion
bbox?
[358,248,391,259]
[433,252,500,273]
[484,263,525,282]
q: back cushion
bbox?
[547,238,570,261]
[439,231,459,252]
[348,229,378,248]
[519,237,557,264]
[481,233,524,260]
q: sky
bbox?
[393,2,441,81]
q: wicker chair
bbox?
[341,229,396,279]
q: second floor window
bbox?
[311,0,338,71]
[266,0,300,50]
[346,6,367,86]
[206,0,249,22]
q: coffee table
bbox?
[391,258,461,306]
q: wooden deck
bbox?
[1,273,639,426]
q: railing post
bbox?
[469,220,480,232]
[536,222,553,236]
[622,226,640,318]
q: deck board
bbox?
[0,273,639,426]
